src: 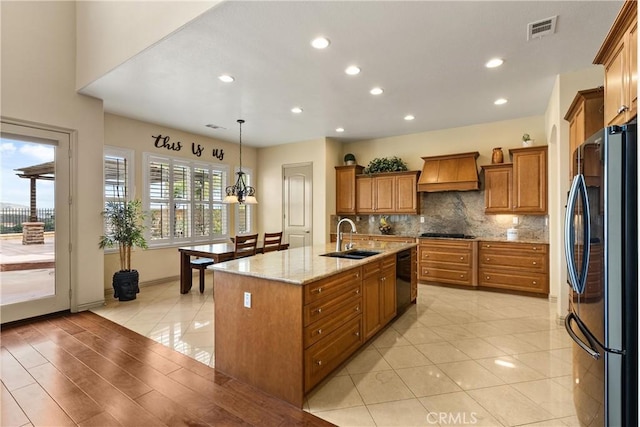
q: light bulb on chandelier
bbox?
[223,119,258,204]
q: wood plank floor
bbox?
[1,311,334,427]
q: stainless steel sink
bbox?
[320,250,381,260]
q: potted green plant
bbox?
[363,156,408,174]
[344,153,356,165]
[99,199,148,301]
[522,133,534,147]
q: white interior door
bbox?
[1,122,71,323]
[283,163,312,248]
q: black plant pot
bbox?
[113,270,140,301]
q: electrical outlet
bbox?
[512,216,519,225]
[420,216,425,223]
[243,292,251,308]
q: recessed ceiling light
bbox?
[218,74,235,83]
[404,115,415,121]
[494,98,508,105]
[345,65,361,75]
[370,87,384,95]
[311,37,330,49]
[485,58,504,68]
[291,107,303,114]
[336,127,345,133]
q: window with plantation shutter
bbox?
[144,153,229,246]
[103,147,134,244]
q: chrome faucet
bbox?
[336,218,357,252]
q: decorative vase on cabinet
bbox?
[491,147,504,164]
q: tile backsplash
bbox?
[331,191,548,241]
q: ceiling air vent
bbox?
[205,124,226,130]
[527,15,557,40]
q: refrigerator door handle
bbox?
[564,174,591,294]
[565,312,601,359]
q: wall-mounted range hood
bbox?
[417,151,480,192]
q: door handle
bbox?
[564,174,591,294]
[565,312,601,360]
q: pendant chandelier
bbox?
[223,119,257,204]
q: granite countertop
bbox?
[209,241,417,285]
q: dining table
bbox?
[178,241,288,294]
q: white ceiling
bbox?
[80,1,622,148]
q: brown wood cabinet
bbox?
[510,146,548,215]
[304,266,363,391]
[481,146,547,215]
[335,165,364,215]
[594,0,637,126]
[481,163,513,214]
[356,171,420,214]
[418,239,478,287]
[564,88,604,178]
[362,255,396,340]
[478,241,549,296]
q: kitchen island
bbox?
[210,241,417,407]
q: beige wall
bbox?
[257,138,333,245]
[343,116,546,171]
[1,1,106,310]
[545,66,604,317]
[76,1,218,89]
[103,113,257,288]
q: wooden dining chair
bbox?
[234,233,259,259]
[262,231,283,253]
[190,257,214,293]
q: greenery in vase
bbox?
[522,133,531,142]
[363,156,408,174]
[99,199,148,271]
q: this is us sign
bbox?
[152,134,224,161]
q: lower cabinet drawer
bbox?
[479,252,547,273]
[304,282,361,326]
[479,269,548,294]
[419,264,473,286]
[304,315,362,392]
[304,295,362,348]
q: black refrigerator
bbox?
[564,122,638,427]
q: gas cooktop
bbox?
[419,232,476,239]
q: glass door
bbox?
[0,122,71,323]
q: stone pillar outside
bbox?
[22,222,45,245]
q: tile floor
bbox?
[92,274,578,427]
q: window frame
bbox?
[143,152,230,247]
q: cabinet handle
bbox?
[532,261,537,265]
[460,274,464,278]
[355,306,360,312]
[355,289,360,294]
[486,276,491,280]
[317,329,322,335]
[533,281,537,285]
[425,254,429,258]
[315,308,322,314]
[532,247,538,251]
[314,287,323,294]
[354,331,360,337]
[355,272,360,278]
[460,256,464,260]
[486,258,491,261]
[316,360,322,366]
[425,270,429,274]
[617,105,630,114]
[486,244,491,248]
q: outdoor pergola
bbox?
[14,161,54,222]
[14,161,54,245]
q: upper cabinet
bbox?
[335,165,364,215]
[356,171,420,215]
[481,146,548,215]
[593,0,637,126]
[564,88,604,179]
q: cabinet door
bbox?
[362,274,382,339]
[374,175,395,212]
[604,40,627,126]
[483,165,512,214]
[628,20,637,119]
[395,174,419,214]
[336,166,360,215]
[512,148,547,214]
[356,176,375,213]
[381,267,396,324]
